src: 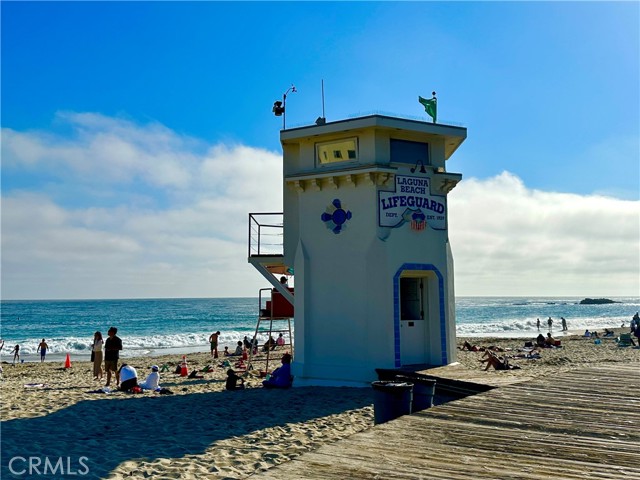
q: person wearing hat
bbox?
[139,365,160,390]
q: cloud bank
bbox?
[2,113,638,299]
[449,173,639,296]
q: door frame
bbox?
[393,263,447,368]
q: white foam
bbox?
[4,329,293,356]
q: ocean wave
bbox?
[1,329,292,356]
[456,315,629,337]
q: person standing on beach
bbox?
[209,331,221,358]
[92,331,104,380]
[547,317,553,332]
[536,318,541,331]
[11,344,20,365]
[104,327,123,387]
[37,339,48,362]
[561,317,568,332]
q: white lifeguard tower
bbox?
[248,114,466,386]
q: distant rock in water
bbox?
[579,298,618,305]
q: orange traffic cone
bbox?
[64,353,72,369]
[180,355,188,377]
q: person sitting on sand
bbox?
[233,341,244,356]
[590,331,599,338]
[536,334,546,348]
[139,365,160,390]
[118,364,138,391]
[545,333,556,347]
[263,335,277,352]
[276,333,285,348]
[226,368,245,390]
[188,369,204,379]
[223,346,230,356]
[479,351,521,371]
[584,330,591,337]
[262,353,293,389]
[603,328,614,337]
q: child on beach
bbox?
[11,345,20,365]
[226,368,245,390]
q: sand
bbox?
[1,330,638,479]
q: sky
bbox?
[1,1,638,300]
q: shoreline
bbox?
[1,327,608,365]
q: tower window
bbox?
[390,139,429,166]
[316,137,358,165]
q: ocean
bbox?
[1,296,638,361]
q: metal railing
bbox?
[248,213,284,257]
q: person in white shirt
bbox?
[118,364,138,391]
[139,365,160,390]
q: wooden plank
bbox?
[255,365,640,480]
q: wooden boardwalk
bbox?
[257,365,640,480]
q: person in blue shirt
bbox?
[262,353,293,389]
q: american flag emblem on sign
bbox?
[410,212,427,231]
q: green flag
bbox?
[418,95,437,123]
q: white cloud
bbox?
[449,172,640,296]
[2,115,638,299]
[1,114,283,299]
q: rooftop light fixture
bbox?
[272,84,297,129]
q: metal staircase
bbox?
[247,213,294,375]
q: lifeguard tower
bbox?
[248,113,466,386]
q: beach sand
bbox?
[1,330,638,479]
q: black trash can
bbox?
[371,381,413,425]
[409,378,436,412]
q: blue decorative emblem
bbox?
[321,199,352,234]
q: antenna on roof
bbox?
[316,79,326,126]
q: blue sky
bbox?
[2,1,638,299]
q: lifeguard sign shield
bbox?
[378,175,446,230]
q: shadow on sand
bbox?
[1,387,373,479]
